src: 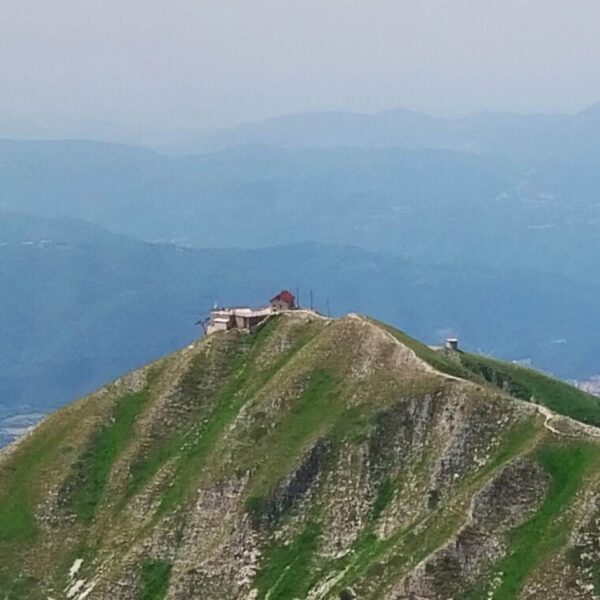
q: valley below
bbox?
[0,413,45,448]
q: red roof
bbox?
[271,290,295,304]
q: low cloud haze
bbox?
[2,0,600,138]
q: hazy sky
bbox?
[2,0,600,133]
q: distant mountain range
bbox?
[2,214,600,423]
[2,139,600,286]
[178,103,600,162]
[4,104,600,162]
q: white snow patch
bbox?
[68,558,83,580]
[66,580,85,598]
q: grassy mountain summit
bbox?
[1,313,599,599]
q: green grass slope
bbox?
[379,319,600,427]
[458,352,600,427]
[0,313,599,600]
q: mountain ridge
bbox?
[164,103,600,160]
[3,102,600,154]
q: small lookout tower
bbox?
[445,337,459,351]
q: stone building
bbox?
[204,290,296,335]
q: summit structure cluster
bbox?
[204,290,296,335]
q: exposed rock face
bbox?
[0,312,599,600]
[401,458,548,599]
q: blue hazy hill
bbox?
[2,140,600,285]
[1,214,599,421]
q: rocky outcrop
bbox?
[400,457,548,598]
